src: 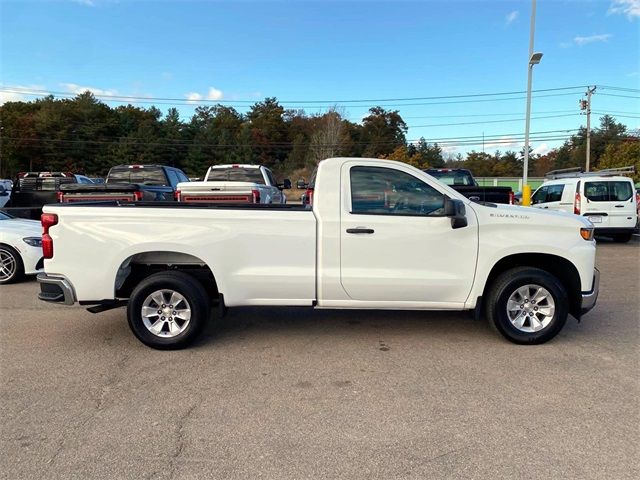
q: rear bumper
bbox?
[37,273,76,305]
[580,268,600,315]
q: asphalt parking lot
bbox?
[1,237,638,479]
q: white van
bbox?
[531,167,638,243]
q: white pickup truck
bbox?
[175,164,289,204]
[37,158,599,349]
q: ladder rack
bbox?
[545,166,636,180]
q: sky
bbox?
[1,0,639,157]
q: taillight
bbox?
[251,189,260,203]
[174,189,181,201]
[56,191,64,202]
[304,188,314,206]
[508,191,515,205]
[133,191,143,201]
[41,213,58,259]
[574,192,581,215]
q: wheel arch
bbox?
[114,250,219,301]
[481,253,582,318]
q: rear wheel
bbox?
[0,245,24,284]
[486,267,568,344]
[127,271,211,349]
[613,232,632,243]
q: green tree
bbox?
[360,107,407,158]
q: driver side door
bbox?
[339,162,478,305]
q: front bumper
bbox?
[37,273,76,305]
[580,268,600,315]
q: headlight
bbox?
[23,237,42,247]
[580,228,594,241]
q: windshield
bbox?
[107,167,167,186]
[206,167,265,184]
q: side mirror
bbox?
[282,178,292,189]
[0,186,6,196]
[296,179,307,189]
[444,197,467,229]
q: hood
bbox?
[471,202,592,228]
[0,218,42,235]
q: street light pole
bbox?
[522,0,540,207]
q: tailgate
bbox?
[178,181,259,203]
[58,183,140,202]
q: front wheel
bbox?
[486,267,568,344]
[0,245,24,284]
[127,271,211,349]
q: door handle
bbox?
[346,228,374,234]
[543,206,548,209]
[614,205,624,208]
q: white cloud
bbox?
[609,0,640,19]
[0,90,26,105]
[574,33,612,46]
[185,92,203,104]
[71,0,95,6]
[532,143,551,156]
[0,84,45,105]
[484,136,522,150]
[505,10,519,25]
[206,87,223,100]
[60,82,118,96]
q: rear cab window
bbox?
[207,167,265,184]
[107,166,168,186]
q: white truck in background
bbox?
[175,164,290,204]
[37,157,599,349]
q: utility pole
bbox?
[581,86,596,172]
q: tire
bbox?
[127,271,211,349]
[486,267,568,345]
[0,245,24,285]
[613,232,632,243]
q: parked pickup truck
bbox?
[3,172,78,219]
[58,165,190,203]
[37,157,599,349]
[425,168,514,204]
[176,164,290,204]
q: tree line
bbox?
[1,92,637,182]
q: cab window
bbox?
[546,184,565,202]
[350,166,445,216]
[532,186,548,204]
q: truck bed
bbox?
[43,201,316,306]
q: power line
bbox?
[403,109,576,119]
[592,112,640,119]
[0,128,580,146]
[598,93,640,99]
[597,85,640,93]
[0,85,588,104]
[0,131,581,149]
[408,113,579,128]
[0,87,585,108]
